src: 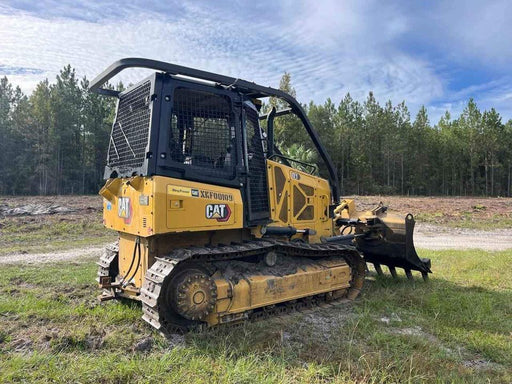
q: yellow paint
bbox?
[99,163,358,315]
[118,233,149,289]
[265,159,333,242]
[166,185,193,197]
[101,175,244,237]
[334,199,357,219]
[206,258,351,325]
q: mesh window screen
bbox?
[108,81,151,171]
[170,88,235,178]
[246,107,270,215]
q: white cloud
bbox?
[429,78,512,123]
[0,0,510,123]
[412,0,512,68]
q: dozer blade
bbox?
[355,213,431,280]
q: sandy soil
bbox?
[2,195,511,224]
[414,223,512,251]
[0,246,105,264]
[351,195,512,224]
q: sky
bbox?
[1,0,511,123]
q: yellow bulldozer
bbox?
[90,58,431,332]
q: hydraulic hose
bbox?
[120,237,140,285]
[124,240,142,287]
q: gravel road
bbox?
[0,246,105,264]
[414,224,512,251]
[1,224,511,265]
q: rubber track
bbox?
[140,240,365,333]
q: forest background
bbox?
[1,66,511,197]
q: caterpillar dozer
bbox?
[90,58,431,333]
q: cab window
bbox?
[170,88,236,177]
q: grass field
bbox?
[0,196,116,255]
[2,194,512,255]
[0,215,116,255]
[1,248,510,383]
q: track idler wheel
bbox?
[170,270,217,321]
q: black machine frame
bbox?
[90,58,341,206]
[156,75,244,188]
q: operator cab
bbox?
[105,72,270,225]
[92,58,339,226]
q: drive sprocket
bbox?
[169,270,217,321]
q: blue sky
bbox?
[1,0,511,123]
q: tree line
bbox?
[270,74,512,197]
[0,66,119,195]
[0,66,511,196]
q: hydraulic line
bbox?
[120,237,140,285]
[124,240,142,287]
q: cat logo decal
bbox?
[205,204,231,222]
[118,197,132,224]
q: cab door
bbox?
[243,102,270,225]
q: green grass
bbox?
[1,249,511,383]
[415,212,512,229]
[446,216,512,230]
[0,215,116,255]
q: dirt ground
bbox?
[1,194,511,264]
[2,194,510,224]
[350,195,512,226]
[1,196,511,383]
[0,195,100,214]
[0,246,106,264]
[0,195,103,236]
[0,195,113,256]
[413,224,512,251]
